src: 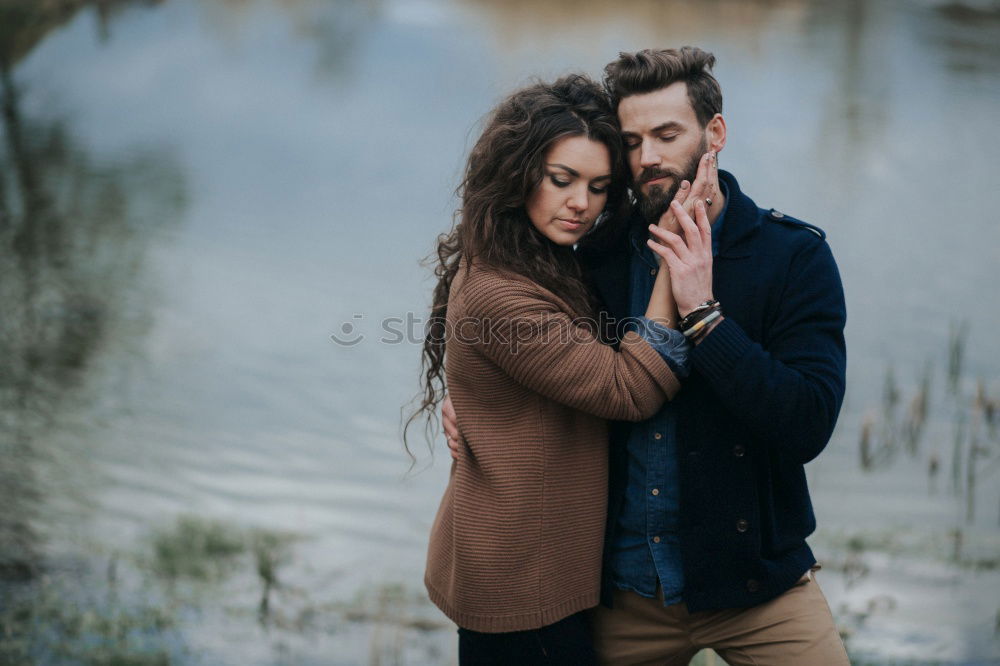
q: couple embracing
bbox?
[407,47,849,665]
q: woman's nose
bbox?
[567,187,588,212]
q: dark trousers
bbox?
[457,611,597,665]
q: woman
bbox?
[408,74,711,664]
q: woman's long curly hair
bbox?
[404,73,630,458]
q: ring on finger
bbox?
[705,198,713,206]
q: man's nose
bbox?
[639,139,660,168]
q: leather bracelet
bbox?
[678,299,719,330]
[679,301,720,332]
[682,308,722,340]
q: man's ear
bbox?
[706,114,727,154]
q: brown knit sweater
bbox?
[424,260,680,633]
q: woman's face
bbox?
[525,135,612,246]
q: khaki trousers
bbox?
[588,567,849,665]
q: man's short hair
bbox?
[603,47,722,127]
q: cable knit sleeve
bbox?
[455,269,680,421]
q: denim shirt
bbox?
[610,182,730,605]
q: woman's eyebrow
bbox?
[549,164,612,181]
[547,163,579,177]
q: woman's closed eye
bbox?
[548,171,610,193]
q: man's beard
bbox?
[636,136,708,225]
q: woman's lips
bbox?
[558,218,584,231]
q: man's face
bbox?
[618,82,708,223]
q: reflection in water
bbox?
[830,0,885,149]
[461,0,803,31]
[0,0,162,63]
[458,0,815,58]
[198,0,384,80]
[928,2,1000,74]
[0,1,186,583]
[808,0,890,186]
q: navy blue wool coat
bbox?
[579,170,847,612]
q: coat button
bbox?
[769,209,784,219]
[736,518,749,533]
[649,268,657,276]
[746,579,760,592]
[654,432,662,440]
[733,445,745,457]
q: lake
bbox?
[2,0,999,664]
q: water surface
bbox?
[2,0,999,663]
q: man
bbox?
[444,47,848,664]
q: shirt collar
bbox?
[711,178,730,257]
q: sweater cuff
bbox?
[621,330,681,400]
[633,317,691,378]
[689,317,754,382]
